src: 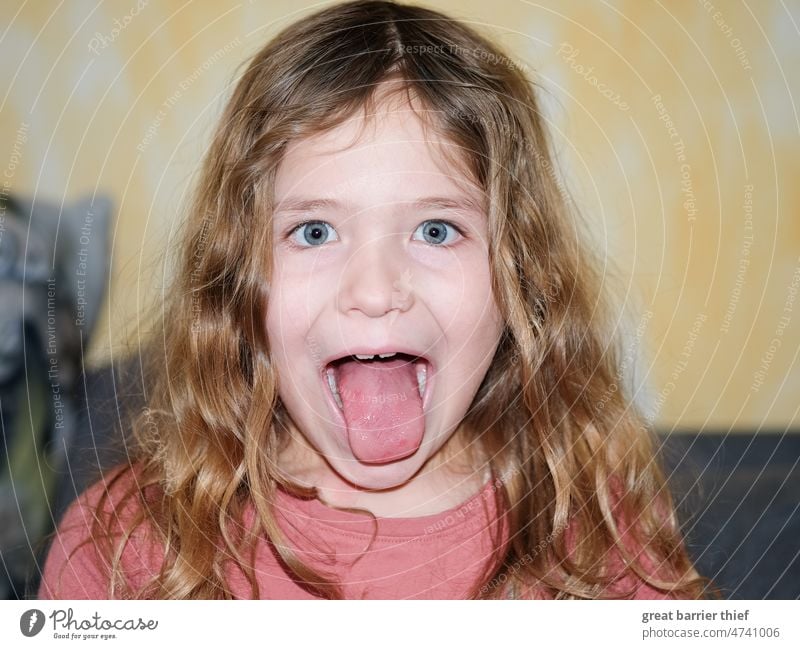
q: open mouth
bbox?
[320,351,433,464]
[323,352,430,412]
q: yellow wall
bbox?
[1,0,797,431]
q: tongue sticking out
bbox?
[334,357,425,464]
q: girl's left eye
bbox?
[288,220,339,247]
[412,220,463,246]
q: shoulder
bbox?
[599,485,686,600]
[38,464,162,599]
[554,480,686,600]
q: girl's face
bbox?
[266,89,504,491]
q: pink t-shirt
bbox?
[37,468,674,599]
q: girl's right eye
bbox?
[287,220,339,247]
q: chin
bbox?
[331,453,426,491]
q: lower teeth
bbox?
[326,368,344,410]
[416,362,426,398]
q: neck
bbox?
[276,424,489,518]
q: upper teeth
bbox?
[354,352,397,359]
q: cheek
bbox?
[441,260,499,334]
[266,301,305,379]
[266,264,314,338]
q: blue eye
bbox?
[285,219,464,248]
[289,220,338,247]
[413,220,462,245]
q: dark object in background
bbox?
[47,354,144,528]
[0,192,112,599]
[661,432,800,599]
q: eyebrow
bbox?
[272,195,486,218]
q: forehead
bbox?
[273,89,480,205]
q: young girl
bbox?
[39,0,712,599]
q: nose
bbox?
[337,235,415,319]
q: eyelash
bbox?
[282,219,467,249]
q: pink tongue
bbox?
[335,357,425,464]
